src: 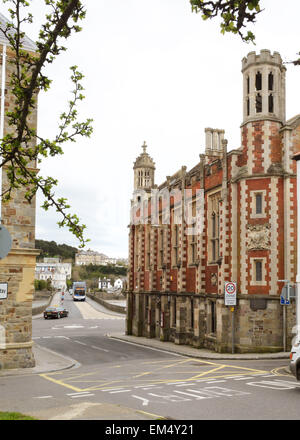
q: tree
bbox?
[190,0,300,64]
[190,0,261,42]
[0,0,93,247]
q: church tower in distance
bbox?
[133,142,155,193]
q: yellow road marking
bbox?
[40,358,268,392]
[133,372,151,378]
[191,364,226,379]
[159,359,192,369]
[137,410,166,420]
[39,373,83,392]
[271,367,292,377]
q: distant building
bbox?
[114,278,124,290]
[35,259,72,291]
[75,249,117,266]
[98,277,112,290]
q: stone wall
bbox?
[127,291,296,353]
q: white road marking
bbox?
[109,389,131,394]
[67,391,93,396]
[134,385,159,389]
[91,345,109,352]
[101,388,124,392]
[246,380,296,390]
[34,396,53,399]
[174,390,206,400]
[205,380,227,384]
[74,340,87,346]
[131,395,150,406]
[67,391,95,398]
[233,377,254,381]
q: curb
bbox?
[108,333,291,360]
[0,343,79,377]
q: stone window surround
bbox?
[207,189,221,264]
[171,206,181,267]
[250,189,267,219]
[250,256,267,286]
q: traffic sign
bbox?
[280,283,295,305]
[0,225,12,259]
[225,281,237,306]
[280,295,290,305]
[0,283,8,299]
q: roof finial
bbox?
[142,141,147,154]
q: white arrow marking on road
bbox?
[131,395,150,406]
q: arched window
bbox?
[247,76,250,94]
[268,72,274,91]
[247,97,250,116]
[268,93,274,113]
[255,71,262,91]
[256,93,262,113]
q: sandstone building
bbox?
[126,50,300,353]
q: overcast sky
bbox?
[2,0,300,258]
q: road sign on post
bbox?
[0,225,12,260]
[0,283,8,299]
[279,281,295,305]
[225,282,237,306]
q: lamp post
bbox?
[292,152,300,343]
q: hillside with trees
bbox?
[35,239,78,262]
[72,263,127,290]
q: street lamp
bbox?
[292,152,300,343]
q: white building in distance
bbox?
[35,258,72,291]
[75,249,117,266]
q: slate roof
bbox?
[0,12,36,52]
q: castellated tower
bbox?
[240,50,286,175]
[242,49,286,126]
[236,49,296,304]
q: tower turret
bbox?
[133,142,155,192]
[242,49,286,126]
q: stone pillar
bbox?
[146,295,156,338]
[175,296,187,345]
[125,292,133,335]
[0,45,39,370]
[132,293,144,336]
[160,295,170,341]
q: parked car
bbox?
[290,340,300,380]
[44,306,69,320]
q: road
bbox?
[0,293,299,421]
